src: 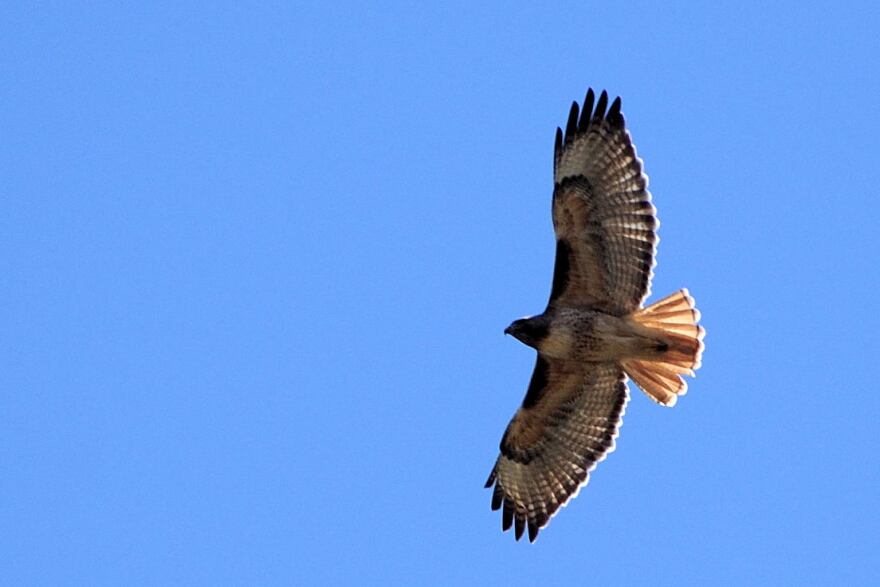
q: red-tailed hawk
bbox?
[485,89,705,542]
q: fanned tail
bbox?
[621,289,705,407]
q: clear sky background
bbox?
[3,2,879,585]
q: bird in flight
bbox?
[485,89,705,543]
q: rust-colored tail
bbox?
[621,289,705,407]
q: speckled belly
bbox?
[540,309,657,362]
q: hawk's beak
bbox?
[504,326,513,335]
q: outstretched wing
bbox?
[484,360,628,542]
[548,89,657,315]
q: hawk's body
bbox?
[485,89,705,542]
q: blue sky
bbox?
[3,2,879,585]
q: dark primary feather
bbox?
[491,483,503,510]
[607,96,623,128]
[554,127,563,164]
[565,101,579,141]
[593,90,609,121]
[577,88,595,132]
[527,519,539,542]
[502,503,514,531]
[514,516,526,541]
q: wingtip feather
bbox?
[554,127,563,161]
[514,517,525,541]
[528,520,539,542]
[578,88,595,132]
[594,90,609,121]
[484,469,496,488]
[607,96,624,128]
[565,101,579,142]
[502,502,514,531]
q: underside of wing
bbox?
[484,359,629,542]
[548,89,657,315]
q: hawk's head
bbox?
[504,316,549,349]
